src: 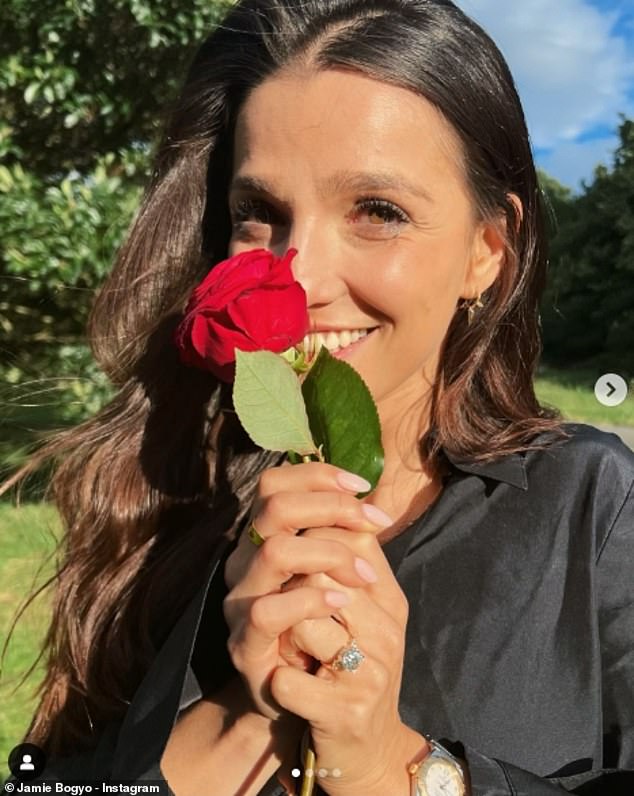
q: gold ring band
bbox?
[247,522,265,547]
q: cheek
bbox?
[369,245,465,322]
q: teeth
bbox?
[302,328,370,354]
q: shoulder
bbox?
[527,421,634,484]
[525,422,634,553]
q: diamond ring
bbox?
[329,638,365,672]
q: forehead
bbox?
[232,68,466,193]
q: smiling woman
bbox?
[226,68,510,516]
[6,1,634,796]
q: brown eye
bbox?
[355,198,409,226]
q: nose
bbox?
[275,222,346,308]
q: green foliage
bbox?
[233,347,385,492]
[0,151,140,438]
[540,118,634,377]
[0,0,234,177]
[302,347,384,493]
[1,0,233,471]
[233,350,319,457]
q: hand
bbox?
[222,462,391,723]
[270,525,428,796]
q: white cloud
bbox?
[456,0,634,184]
[537,134,618,189]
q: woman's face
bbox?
[228,68,503,424]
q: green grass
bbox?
[0,364,631,780]
[0,503,60,783]
[534,364,634,427]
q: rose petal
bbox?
[227,283,308,351]
[175,247,306,380]
[188,249,276,309]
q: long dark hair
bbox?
[8,0,566,757]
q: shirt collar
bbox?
[442,448,529,490]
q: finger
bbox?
[270,659,390,724]
[256,461,372,503]
[282,584,405,670]
[226,585,352,670]
[233,533,380,597]
[293,527,409,620]
[225,489,387,592]
[251,490,393,540]
[279,615,350,665]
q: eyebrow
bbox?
[229,169,434,204]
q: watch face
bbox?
[423,759,464,796]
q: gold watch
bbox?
[409,737,466,796]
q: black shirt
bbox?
[33,422,634,794]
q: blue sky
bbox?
[456,0,634,191]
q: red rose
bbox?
[175,247,308,382]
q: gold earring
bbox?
[460,293,484,326]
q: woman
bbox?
[10,1,634,794]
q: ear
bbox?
[461,220,505,299]
[461,194,522,298]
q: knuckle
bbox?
[259,533,287,567]
[306,461,337,480]
[289,619,311,647]
[226,632,243,667]
[248,597,269,631]
[352,530,377,553]
[303,572,332,590]
[391,590,409,623]
[334,490,347,512]
[264,492,287,524]
[257,467,277,496]
[367,659,390,688]
[347,699,370,724]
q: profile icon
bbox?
[8,743,46,781]
[19,754,35,771]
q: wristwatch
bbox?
[409,737,466,796]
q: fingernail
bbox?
[361,503,394,528]
[336,470,372,493]
[354,557,378,583]
[325,590,351,607]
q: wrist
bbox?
[409,735,469,796]
[319,725,429,796]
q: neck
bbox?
[365,391,443,542]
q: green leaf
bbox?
[302,347,384,493]
[24,83,39,104]
[233,350,318,456]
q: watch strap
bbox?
[408,736,466,796]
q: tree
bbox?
[0,0,232,453]
[0,0,232,178]
[540,118,634,376]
